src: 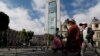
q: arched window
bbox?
[95,24,99,28]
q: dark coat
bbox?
[86,27,94,44]
[86,27,94,39]
[66,24,82,52]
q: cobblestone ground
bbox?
[0,48,100,56]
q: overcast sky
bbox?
[0,0,100,34]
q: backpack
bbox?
[86,27,94,39]
[52,36,62,49]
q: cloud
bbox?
[61,11,69,24]
[73,2,100,25]
[0,0,69,35]
[31,0,69,33]
[0,1,45,35]
[71,0,84,7]
[31,0,47,34]
[32,0,46,13]
[72,0,98,9]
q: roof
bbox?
[91,17,100,24]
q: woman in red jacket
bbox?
[66,19,82,56]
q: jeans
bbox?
[81,40,98,56]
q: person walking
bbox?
[52,34,63,53]
[65,19,82,56]
[79,22,98,56]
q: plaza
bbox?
[0,47,99,56]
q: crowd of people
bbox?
[51,19,98,56]
[0,11,99,56]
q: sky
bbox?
[0,0,100,34]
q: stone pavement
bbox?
[0,48,99,56]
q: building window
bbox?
[95,24,99,28]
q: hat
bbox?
[79,22,87,26]
[67,19,76,24]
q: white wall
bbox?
[92,23,100,47]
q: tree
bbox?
[19,29,27,44]
[18,29,34,46]
[44,33,54,46]
[0,12,9,47]
[24,31,34,46]
[27,31,34,39]
[0,12,9,31]
[0,31,4,47]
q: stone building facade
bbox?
[91,17,100,47]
